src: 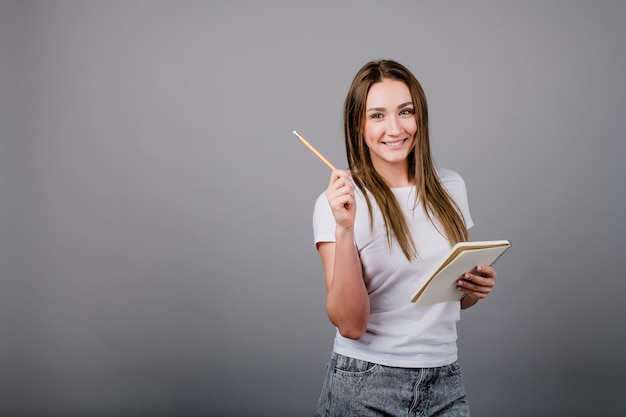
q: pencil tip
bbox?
[293,130,299,137]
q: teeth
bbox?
[384,139,405,146]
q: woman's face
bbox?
[363,78,417,170]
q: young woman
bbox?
[312,60,497,416]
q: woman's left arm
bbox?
[457,264,497,309]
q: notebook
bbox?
[411,240,511,306]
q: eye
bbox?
[370,113,384,119]
[399,108,414,116]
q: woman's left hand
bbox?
[457,264,497,308]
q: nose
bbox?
[387,115,402,136]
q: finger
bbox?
[456,278,491,298]
[469,273,495,288]
[327,183,354,200]
[327,175,355,197]
[327,187,355,209]
[329,169,351,185]
[326,174,352,201]
[473,264,496,279]
[457,273,494,292]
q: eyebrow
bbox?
[366,101,414,112]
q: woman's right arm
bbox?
[317,170,370,340]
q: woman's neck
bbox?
[373,160,411,188]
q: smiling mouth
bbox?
[383,139,407,147]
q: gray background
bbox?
[1,1,625,416]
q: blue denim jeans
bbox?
[314,352,470,417]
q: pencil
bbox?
[292,131,336,170]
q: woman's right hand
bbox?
[325,169,356,230]
[320,170,368,339]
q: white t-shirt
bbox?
[313,168,474,368]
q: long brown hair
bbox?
[344,60,469,260]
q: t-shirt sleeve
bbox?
[312,192,337,245]
[438,168,474,230]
